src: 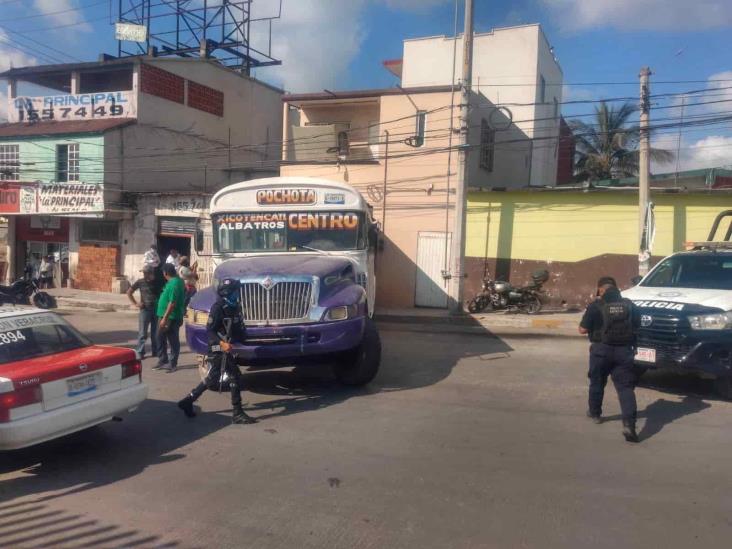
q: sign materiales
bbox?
[0,183,104,216]
[115,22,148,42]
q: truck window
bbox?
[642,255,732,290]
[214,211,366,253]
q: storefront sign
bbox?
[9,91,137,123]
[0,184,37,214]
[0,183,103,216]
[36,184,104,215]
[156,195,208,217]
[256,189,316,206]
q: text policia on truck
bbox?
[185,177,381,386]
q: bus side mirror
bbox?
[368,224,379,252]
[630,275,642,286]
[195,227,205,253]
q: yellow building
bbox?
[466,187,732,308]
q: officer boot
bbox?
[232,405,257,425]
[622,420,639,443]
[177,394,196,418]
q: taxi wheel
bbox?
[714,376,732,400]
[334,320,381,386]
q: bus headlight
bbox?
[324,304,358,321]
[688,312,732,330]
[187,309,210,326]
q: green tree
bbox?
[570,101,674,182]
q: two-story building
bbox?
[281,24,562,310]
[391,23,564,187]
[1,56,282,289]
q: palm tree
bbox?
[570,101,674,182]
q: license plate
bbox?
[67,373,100,397]
[635,347,656,363]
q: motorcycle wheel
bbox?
[33,292,55,309]
[467,296,490,314]
[523,295,542,315]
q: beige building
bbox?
[391,24,563,187]
[281,85,531,309]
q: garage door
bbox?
[415,231,451,308]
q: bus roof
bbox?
[210,176,369,213]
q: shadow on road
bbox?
[0,497,184,548]
[637,396,711,441]
[0,399,228,507]
[237,324,514,420]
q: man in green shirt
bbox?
[155,263,187,372]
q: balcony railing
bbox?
[286,125,378,163]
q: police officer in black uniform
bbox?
[579,277,639,443]
[177,278,257,424]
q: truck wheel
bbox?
[334,320,381,386]
[714,376,732,400]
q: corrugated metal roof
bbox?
[0,119,135,138]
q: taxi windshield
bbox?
[0,313,91,365]
[213,211,367,253]
[641,255,732,290]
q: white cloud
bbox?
[541,0,732,31]
[251,0,448,92]
[653,133,732,172]
[32,0,92,32]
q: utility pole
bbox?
[381,130,390,234]
[448,0,474,314]
[638,67,652,276]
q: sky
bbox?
[1,0,732,171]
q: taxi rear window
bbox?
[0,313,91,365]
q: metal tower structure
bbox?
[116,0,282,74]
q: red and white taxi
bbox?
[0,307,147,450]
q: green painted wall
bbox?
[0,134,104,184]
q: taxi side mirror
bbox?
[630,275,643,286]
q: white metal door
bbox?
[415,231,451,308]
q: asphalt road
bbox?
[1,309,731,549]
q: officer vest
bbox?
[599,299,634,345]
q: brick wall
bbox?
[75,244,120,292]
[187,80,224,117]
[140,64,184,104]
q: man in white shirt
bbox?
[166,248,180,268]
[143,244,161,268]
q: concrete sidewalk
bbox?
[48,287,583,336]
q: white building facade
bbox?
[397,24,563,187]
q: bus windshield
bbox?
[213,211,367,253]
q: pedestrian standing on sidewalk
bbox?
[155,263,186,372]
[579,277,640,443]
[143,244,161,268]
[166,249,180,268]
[127,265,163,360]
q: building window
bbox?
[539,75,546,104]
[0,145,20,181]
[56,143,79,182]
[80,220,118,243]
[414,111,426,147]
[480,119,495,172]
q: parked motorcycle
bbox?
[0,266,56,309]
[467,269,548,315]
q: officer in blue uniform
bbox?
[579,277,639,443]
[177,278,257,424]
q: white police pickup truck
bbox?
[623,210,732,399]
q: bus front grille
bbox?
[240,281,313,324]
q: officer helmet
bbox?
[217,278,241,298]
